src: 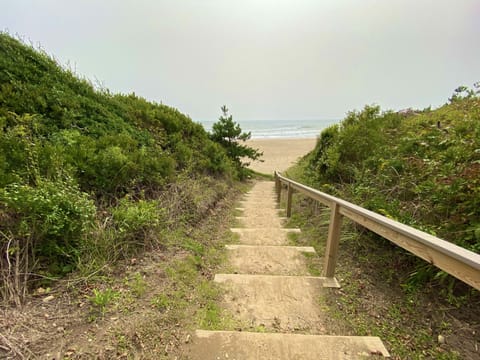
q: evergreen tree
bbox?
[210,106,263,177]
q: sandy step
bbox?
[241,199,278,204]
[242,198,276,201]
[226,245,315,276]
[226,244,314,252]
[238,200,279,207]
[214,274,338,332]
[235,207,285,214]
[230,228,301,233]
[241,193,277,199]
[187,330,390,359]
[235,216,286,228]
[230,228,300,245]
[236,206,282,212]
[235,209,287,223]
[236,215,287,220]
[243,193,277,197]
[243,192,276,196]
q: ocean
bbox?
[199,119,339,139]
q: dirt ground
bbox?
[0,194,239,359]
[1,251,184,358]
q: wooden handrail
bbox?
[274,171,480,290]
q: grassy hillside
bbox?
[300,90,480,289]
[0,33,236,305]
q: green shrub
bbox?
[307,93,480,288]
[0,178,95,275]
[112,198,164,240]
[0,32,236,303]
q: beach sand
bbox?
[246,138,317,175]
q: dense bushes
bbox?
[0,178,95,304]
[306,91,480,286]
[0,33,236,304]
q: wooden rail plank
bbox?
[274,172,480,290]
[340,207,480,290]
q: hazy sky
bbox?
[2,0,479,121]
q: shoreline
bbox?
[246,137,317,175]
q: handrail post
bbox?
[274,172,280,197]
[276,177,282,203]
[286,183,293,217]
[323,202,343,278]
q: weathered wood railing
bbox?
[274,171,480,290]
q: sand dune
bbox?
[246,138,317,175]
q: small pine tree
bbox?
[210,106,263,177]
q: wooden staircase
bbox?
[186,181,389,359]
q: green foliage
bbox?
[448,83,480,102]
[0,33,233,196]
[307,89,480,287]
[0,178,95,274]
[210,106,262,178]
[112,198,163,238]
[310,104,400,182]
[88,288,120,317]
[151,293,171,311]
[125,272,147,298]
[0,32,235,303]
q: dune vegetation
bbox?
[0,33,256,306]
[299,89,480,289]
[282,89,480,358]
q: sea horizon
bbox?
[198,119,339,139]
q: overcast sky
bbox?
[2,0,479,121]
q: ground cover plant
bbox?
[0,32,242,305]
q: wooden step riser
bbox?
[187,330,390,359]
